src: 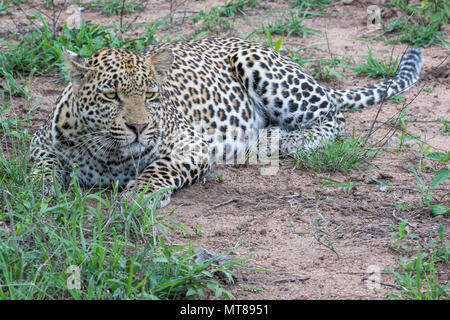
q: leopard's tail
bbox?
[328,48,423,111]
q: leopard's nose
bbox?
[125,122,148,136]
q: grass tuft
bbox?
[259,11,321,39]
[293,131,373,173]
[352,47,399,79]
[386,223,449,300]
[0,12,162,79]
[382,0,449,48]
[289,0,332,12]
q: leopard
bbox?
[30,37,423,208]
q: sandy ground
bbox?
[1,0,449,299]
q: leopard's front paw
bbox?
[42,183,57,197]
[121,190,172,209]
[121,181,172,209]
[32,175,58,197]
[30,167,63,198]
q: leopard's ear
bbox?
[62,47,91,90]
[147,48,174,85]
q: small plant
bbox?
[352,47,399,79]
[191,6,233,35]
[387,248,449,299]
[415,140,434,171]
[408,161,449,215]
[286,46,313,66]
[0,68,32,99]
[386,223,450,301]
[0,73,243,301]
[383,0,449,47]
[286,46,351,80]
[386,221,449,300]
[434,223,449,263]
[220,0,260,17]
[387,0,449,29]
[101,0,143,16]
[194,223,205,237]
[419,0,450,27]
[308,56,351,81]
[0,145,242,299]
[408,162,433,205]
[260,11,321,39]
[290,0,331,12]
[428,168,450,216]
[190,0,259,35]
[387,202,410,211]
[383,17,447,48]
[388,94,405,104]
[293,132,372,173]
[262,28,283,51]
[303,208,339,257]
[425,151,450,163]
[0,94,32,137]
[0,12,164,80]
[390,107,420,153]
[388,219,419,252]
[319,177,363,194]
[0,0,11,14]
[439,118,450,136]
[0,13,98,77]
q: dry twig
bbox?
[272,276,310,284]
[212,198,240,209]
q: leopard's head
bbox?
[58,46,173,157]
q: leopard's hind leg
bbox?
[229,45,335,133]
[280,109,346,154]
[259,107,346,156]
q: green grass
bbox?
[318,177,363,194]
[81,0,144,16]
[259,11,321,39]
[383,16,448,48]
[387,219,420,252]
[286,46,313,66]
[386,223,449,300]
[352,47,399,79]
[2,1,448,300]
[388,94,405,104]
[259,28,284,51]
[285,44,352,81]
[101,0,143,16]
[0,9,245,301]
[293,131,373,173]
[439,118,450,136]
[289,0,331,12]
[408,161,450,216]
[220,0,260,17]
[191,6,234,35]
[389,107,414,152]
[190,0,260,35]
[0,67,32,99]
[0,102,241,299]
[0,0,11,14]
[0,11,163,80]
[382,0,449,48]
[308,56,352,81]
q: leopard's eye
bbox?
[103,92,118,101]
[145,91,158,102]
